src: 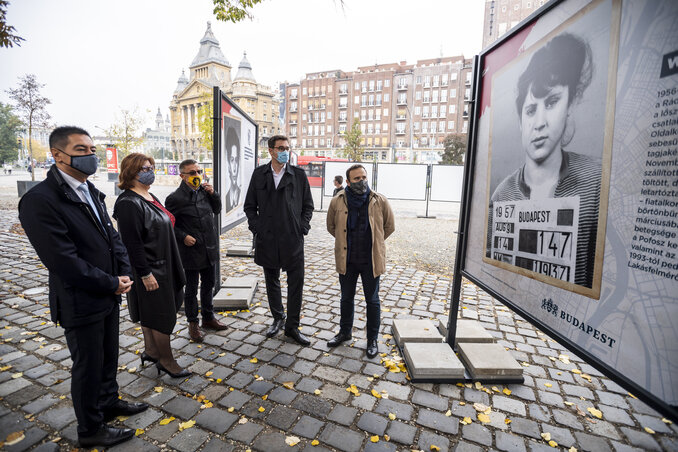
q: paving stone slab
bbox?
[458,342,523,380]
[392,319,443,344]
[213,287,253,310]
[195,407,238,434]
[319,423,364,452]
[167,427,209,452]
[225,245,254,257]
[403,342,465,380]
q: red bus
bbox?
[295,155,348,187]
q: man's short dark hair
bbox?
[49,126,91,150]
[334,175,343,185]
[346,164,366,181]
[268,135,289,149]
[179,159,197,172]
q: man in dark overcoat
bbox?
[165,159,227,342]
[244,135,314,345]
[18,126,148,448]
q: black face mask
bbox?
[349,179,369,195]
[59,151,99,176]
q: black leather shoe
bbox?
[102,400,149,422]
[78,424,134,447]
[366,339,379,359]
[284,328,311,346]
[265,318,286,338]
[327,332,352,347]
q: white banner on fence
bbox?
[376,164,428,200]
[430,165,464,202]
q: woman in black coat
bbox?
[113,153,189,378]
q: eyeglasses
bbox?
[140,165,155,173]
[181,169,203,176]
[272,146,290,152]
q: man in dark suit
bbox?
[244,135,314,346]
[19,126,148,448]
[165,159,227,342]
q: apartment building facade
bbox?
[482,0,551,49]
[284,56,472,163]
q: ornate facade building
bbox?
[482,0,551,49]
[169,22,281,161]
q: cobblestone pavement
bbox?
[0,208,676,451]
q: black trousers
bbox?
[184,263,217,323]
[63,303,120,436]
[263,261,304,331]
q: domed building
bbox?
[169,22,281,161]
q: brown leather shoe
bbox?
[188,322,204,342]
[202,318,228,331]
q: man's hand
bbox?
[203,183,214,194]
[115,276,133,295]
[142,274,159,292]
[184,235,197,246]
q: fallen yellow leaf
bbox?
[135,428,144,436]
[431,446,441,452]
[644,427,655,434]
[258,407,265,413]
[250,358,258,363]
[371,389,382,399]
[283,381,294,389]
[548,440,558,447]
[461,417,472,425]
[179,420,195,431]
[370,435,379,443]
[262,395,268,401]
[662,418,673,424]
[285,436,300,446]
[388,413,396,420]
[311,439,319,446]
[541,432,551,441]
[314,389,321,395]
[205,371,213,377]
[587,407,603,419]
[11,372,22,379]
[5,431,25,446]
[568,447,578,452]
[503,388,512,396]
[384,434,390,441]
[154,387,163,393]
[159,417,175,425]
[544,383,552,388]
[227,407,234,412]
[477,413,491,423]
[445,410,451,417]
[505,418,512,424]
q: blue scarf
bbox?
[345,184,370,231]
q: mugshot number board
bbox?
[456,0,678,418]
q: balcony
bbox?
[289,108,298,113]
[396,99,407,105]
[396,115,407,120]
[339,90,348,95]
[462,111,468,118]
[289,94,298,100]
[338,104,348,109]
[396,129,406,135]
[339,117,347,122]
[289,120,297,125]
[423,97,431,103]
[397,84,407,91]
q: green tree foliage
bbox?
[6,74,51,181]
[197,91,213,154]
[212,0,264,22]
[441,133,467,165]
[104,107,145,158]
[341,120,364,162]
[0,0,23,48]
[0,102,22,163]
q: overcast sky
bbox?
[0,0,485,133]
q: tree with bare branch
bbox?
[6,74,51,181]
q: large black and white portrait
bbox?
[223,115,242,214]
[485,2,613,295]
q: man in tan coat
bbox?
[326,164,395,358]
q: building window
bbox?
[448,120,455,130]
[361,110,366,121]
[440,105,447,117]
[416,91,422,100]
[440,121,445,131]
[355,82,360,90]
[369,80,375,91]
[414,106,421,115]
[354,96,359,104]
[450,104,456,114]
[362,81,367,92]
[384,80,390,87]
[383,108,388,117]
[302,87,307,95]
[384,93,390,102]
[432,90,439,102]
[416,75,422,84]
[451,72,457,81]
[441,91,448,102]
[450,88,457,98]
[423,106,429,118]
[377,80,383,91]
[376,94,382,106]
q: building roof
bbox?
[234,52,256,83]
[190,21,230,69]
[175,69,189,93]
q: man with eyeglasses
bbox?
[19,126,147,447]
[244,135,314,346]
[166,159,226,343]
